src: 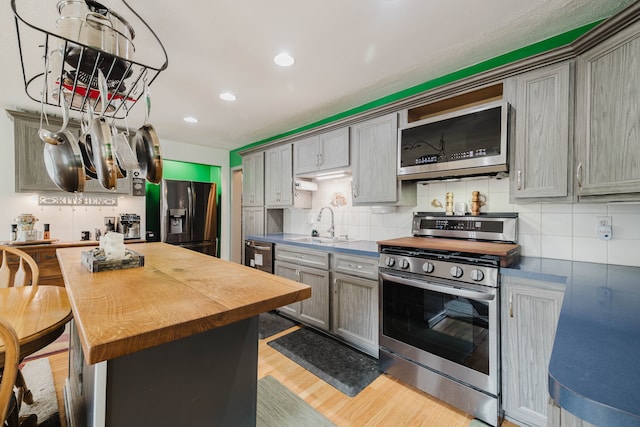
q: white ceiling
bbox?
[1,0,636,152]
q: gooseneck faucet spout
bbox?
[315,206,335,239]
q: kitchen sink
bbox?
[284,236,357,245]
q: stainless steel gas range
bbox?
[377,212,519,427]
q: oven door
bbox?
[379,271,499,396]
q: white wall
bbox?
[0,105,231,259]
[284,176,640,267]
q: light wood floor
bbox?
[47,325,518,427]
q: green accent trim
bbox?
[229,20,602,168]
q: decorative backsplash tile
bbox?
[284,175,640,267]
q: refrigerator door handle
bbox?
[187,184,194,242]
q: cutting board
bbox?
[377,237,520,267]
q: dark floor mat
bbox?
[267,327,380,397]
[259,311,298,339]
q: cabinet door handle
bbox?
[576,162,583,188]
[333,278,338,294]
[517,170,522,191]
[509,292,514,318]
[318,153,323,166]
[352,182,358,199]
[296,270,300,281]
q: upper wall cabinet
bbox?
[265,144,293,207]
[574,20,640,201]
[294,127,349,176]
[264,144,312,209]
[8,110,131,194]
[242,151,264,207]
[351,112,415,205]
[506,62,573,201]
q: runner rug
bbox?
[258,311,298,339]
[257,375,335,427]
[267,327,380,397]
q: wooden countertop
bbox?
[57,242,311,364]
[377,237,521,267]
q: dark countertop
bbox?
[502,257,640,427]
[246,233,379,257]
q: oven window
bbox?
[383,280,490,375]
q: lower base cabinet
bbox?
[274,260,330,330]
[274,245,379,357]
[547,399,597,427]
[332,272,378,357]
[501,276,564,427]
[274,245,330,331]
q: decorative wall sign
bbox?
[38,194,118,206]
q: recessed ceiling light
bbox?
[219,92,237,101]
[274,52,295,67]
[183,116,199,123]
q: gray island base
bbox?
[65,317,259,427]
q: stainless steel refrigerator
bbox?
[161,179,218,256]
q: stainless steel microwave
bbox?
[397,100,510,180]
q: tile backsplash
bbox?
[284,175,640,267]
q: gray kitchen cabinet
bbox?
[273,260,301,318]
[8,109,131,194]
[506,62,573,201]
[332,274,378,357]
[501,276,564,427]
[294,127,350,176]
[265,144,293,207]
[241,207,264,242]
[274,245,330,331]
[548,400,597,427]
[331,253,379,357]
[351,112,416,205]
[242,151,264,206]
[574,20,640,201]
[331,253,379,358]
[265,144,311,208]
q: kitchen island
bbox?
[56,242,311,427]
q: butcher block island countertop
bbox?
[57,242,311,427]
[57,242,311,364]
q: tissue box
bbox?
[81,249,145,273]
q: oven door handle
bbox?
[380,272,496,301]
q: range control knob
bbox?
[450,266,463,278]
[470,269,485,282]
[399,259,410,269]
[385,257,396,267]
[422,262,435,273]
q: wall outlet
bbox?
[596,216,612,240]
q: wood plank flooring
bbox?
[47,325,518,426]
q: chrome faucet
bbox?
[315,206,335,239]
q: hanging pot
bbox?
[133,81,162,184]
[43,131,86,193]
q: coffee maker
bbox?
[118,213,141,240]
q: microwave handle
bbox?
[379,272,495,301]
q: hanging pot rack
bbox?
[11,0,168,121]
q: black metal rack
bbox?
[11,0,168,121]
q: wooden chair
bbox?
[0,246,40,407]
[0,246,38,289]
[0,317,20,426]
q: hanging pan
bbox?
[43,93,86,192]
[89,69,118,190]
[133,80,162,184]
